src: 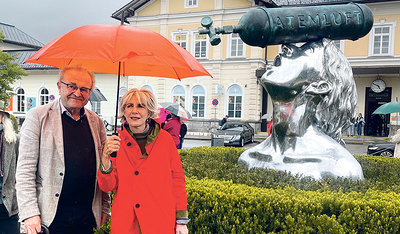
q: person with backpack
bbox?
[219,115,228,126]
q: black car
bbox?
[213,122,254,147]
[367,142,395,157]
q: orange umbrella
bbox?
[25,24,212,137]
[26,24,211,79]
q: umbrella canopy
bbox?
[25,24,211,134]
[158,108,171,123]
[25,24,211,79]
[160,102,192,120]
[89,88,107,102]
[261,113,272,120]
[372,101,400,114]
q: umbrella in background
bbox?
[89,88,107,102]
[160,102,192,120]
[372,101,400,115]
[158,108,171,123]
[261,113,272,120]
[25,23,211,135]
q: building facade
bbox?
[2,0,400,137]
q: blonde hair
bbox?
[59,64,96,90]
[1,112,17,143]
[118,88,158,123]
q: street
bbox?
[182,139,368,155]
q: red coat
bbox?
[98,122,188,234]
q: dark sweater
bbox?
[59,113,96,207]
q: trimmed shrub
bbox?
[186,177,400,233]
[180,147,400,193]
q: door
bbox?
[365,87,391,137]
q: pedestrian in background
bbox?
[0,101,20,234]
[178,118,187,149]
[219,115,228,126]
[356,113,365,137]
[163,113,181,148]
[392,128,400,158]
[99,88,189,234]
[347,117,355,137]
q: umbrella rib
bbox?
[173,68,181,81]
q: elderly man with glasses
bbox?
[16,65,110,234]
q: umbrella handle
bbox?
[41,224,50,234]
[110,132,118,158]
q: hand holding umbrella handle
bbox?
[110,132,118,158]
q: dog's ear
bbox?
[305,81,331,95]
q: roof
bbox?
[111,0,279,22]
[6,50,58,70]
[0,23,44,49]
[112,0,151,23]
[271,0,398,6]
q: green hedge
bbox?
[186,177,400,233]
[180,147,400,194]
[96,146,400,233]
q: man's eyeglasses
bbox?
[60,81,92,95]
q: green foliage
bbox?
[186,177,400,233]
[0,31,29,104]
[180,147,400,194]
[9,114,18,133]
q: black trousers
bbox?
[0,203,20,234]
[48,203,96,234]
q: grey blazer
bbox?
[16,100,110,228]
[1,133,19,217]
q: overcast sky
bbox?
[0,0,130,44]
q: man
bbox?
[16,65,110,234]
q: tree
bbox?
[0,31,29,105]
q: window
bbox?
[91,101,101,115]
[191,86,205,118]
[228,33,245,57]
[333,40,344,53]
[369,21,396,56]
[39,88,49,106]
[227,85,243,118]
[15,88,25,112]
[185,0,198,8]
[193,32,207,59]
[172,31,188,50]
[141,84,154,94]
[172,86,186,108]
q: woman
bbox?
[0,101,19,234]
[356,113,365,137]
[98,89,189,234]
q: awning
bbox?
[352,66,400,76]
[89,88,107,102]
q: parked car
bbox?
[367,142,395,157]
[213,122,254,147]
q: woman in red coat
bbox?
[98,88,189,234]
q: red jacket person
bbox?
[98,88,189,234]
